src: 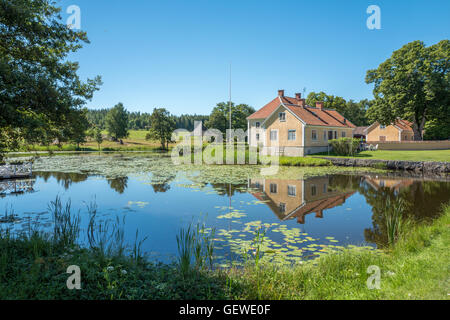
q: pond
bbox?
[1,153,449,266]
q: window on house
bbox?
[270,183,278,194]
[404,135,408,141]
[311,185,317,196]
[312,130,317,140]
[324,131,327,141]
[288,130,296,141]
[380,136,386,141]
[270,130,278,141]
[342,131,346,138]
[279,112,286,122]
[334,131,337,139]
[256,134,260,141]
[288,185,296,197]
[254,182,260,189]
[279,203,286,213]
[255,122,260,128]
[380,125,386,130]
[323,183,327,193]
[328,131,333,140]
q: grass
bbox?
[227,204,450,300]
[311,149,450,162]
[1,195,449,300]
[14,130,175,153]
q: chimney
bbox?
[278,89,285,97]
[295,93,302,100]
[316,101,324,110]
[298,99,306,107]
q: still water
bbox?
[1,154,449,265]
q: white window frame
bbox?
[270,130,278,141]
[255,122,260,128]
[288,129,296,141]
[270,183,278,194]
[288,185,297,197]
[312,130,318,141]
[279,112,286,122]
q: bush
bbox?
[329,138,360,156]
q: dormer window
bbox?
[279,112,286,122]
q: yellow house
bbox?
[247,90,355,156]
[366,119,415,142]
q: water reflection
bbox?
[25,170,450,251]
[0,179,35,197]
[249,174,450,247]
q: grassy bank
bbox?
[1,198,448,300]
[12,130,174,153]
[311,149,450,162]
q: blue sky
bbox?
[60,0,450,115]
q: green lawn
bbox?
[311,149,450,162]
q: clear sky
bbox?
[60,0,450,115]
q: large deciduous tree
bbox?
[0,0,102,158]
[106,103,129,141]
[306,92,369,126]
[205,102,255,133]
[146,108,176,150]
[366,40,450,141]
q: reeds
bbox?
[176,221,216,276]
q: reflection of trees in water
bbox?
[307,174,450,247]
[36,172,88,190]
[210,183,248,197]
[358,178,450,247]
[150,172,176,193]
[107,177,129,194]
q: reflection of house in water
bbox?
[363,176,414,194]
[0,179,35,197]
[249,177,355,224]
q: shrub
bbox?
[329,138,360,156]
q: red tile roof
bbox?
[247,94,355,128]
[394,119,413,131]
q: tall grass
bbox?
[383,197,411,246]
[176,221,216,276]
[49,197,80,248]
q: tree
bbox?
[306,92,347,115]
[106,103,129,141]
[366,40,450,140]
[146,108,176,150]
[94,127,103,150]
[67,109,90,149]
[306,92,370,126]
[205,102,255,134]
[0,0,102,157]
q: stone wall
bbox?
[320,157,450,175]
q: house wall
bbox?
[367,124,401,142]
[303,126,354,155]
[261,106,305,156]
[248,119,265,147]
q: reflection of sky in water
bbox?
[1,173,449,264]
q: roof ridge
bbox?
[302,106,329,125]
[321,108,349,127]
